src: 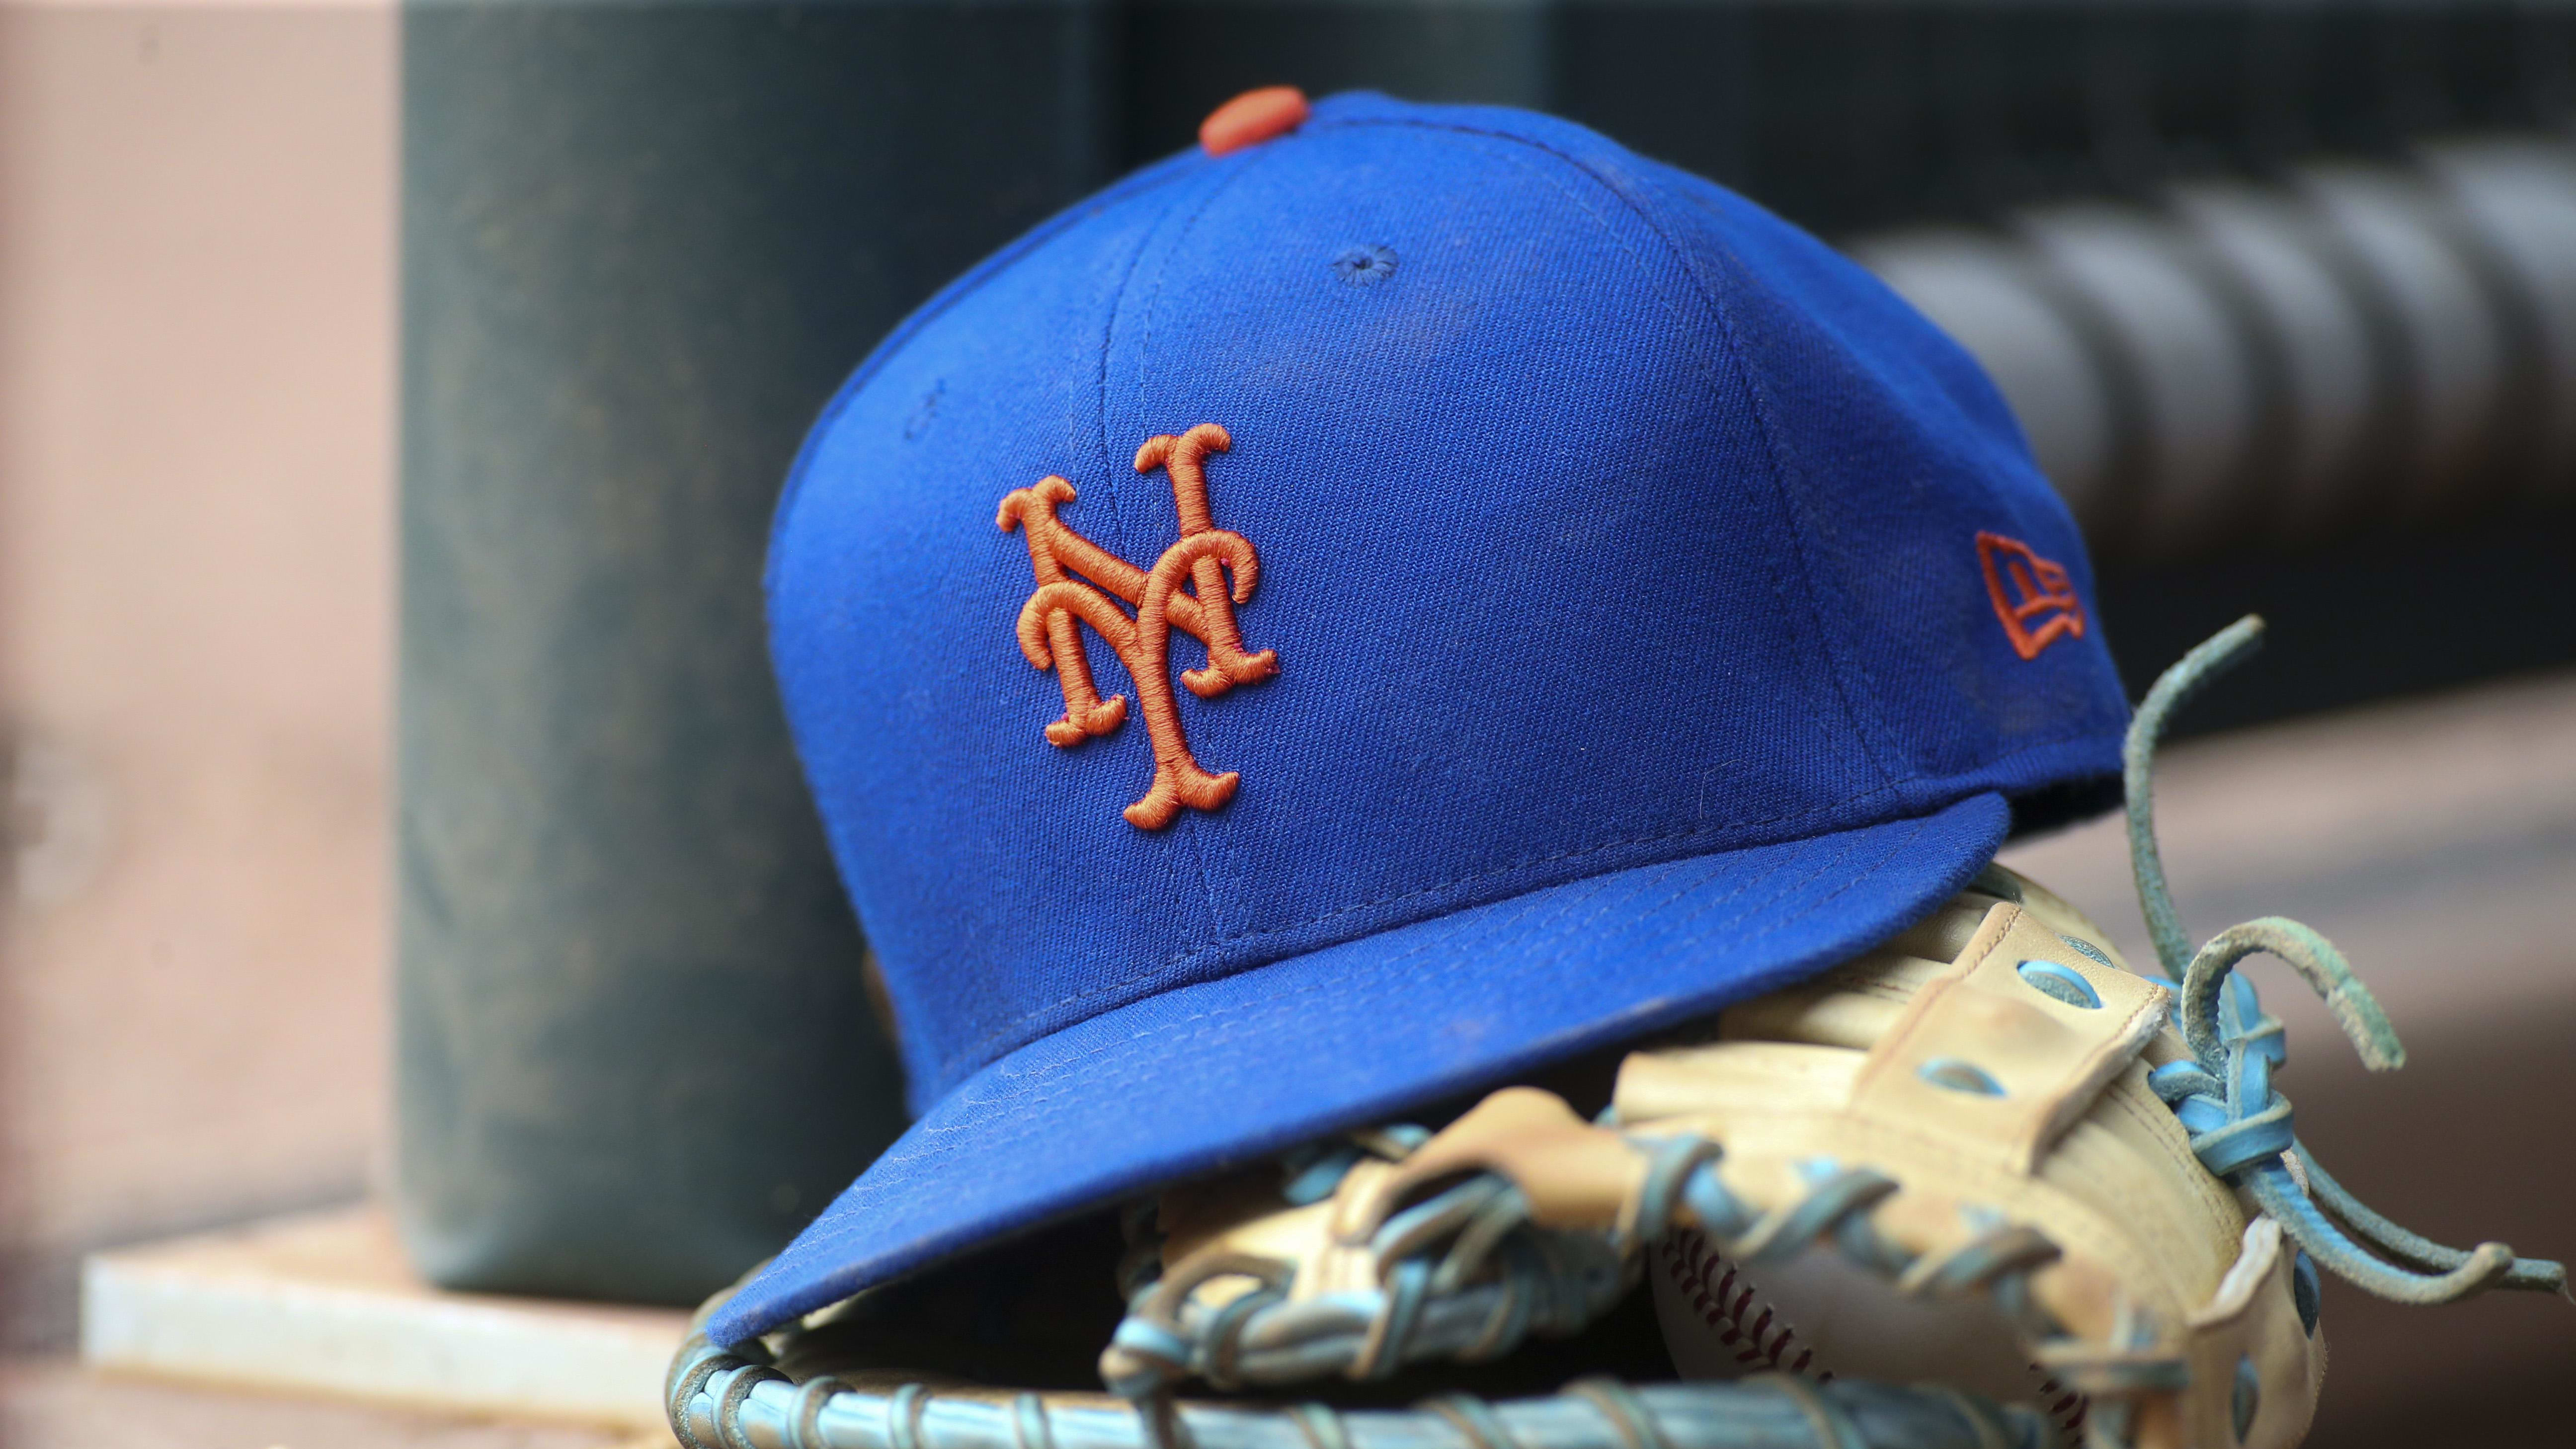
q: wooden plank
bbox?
[80,1207,687,1434]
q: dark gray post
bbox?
[398,0,1110,1304]
[1119,0,1555,165]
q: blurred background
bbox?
[1,0,2571,1445]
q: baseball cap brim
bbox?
[707,790,2010,1347]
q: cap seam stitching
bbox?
[1440,120,2117,763]
[794,161,1206,1102]
[765,154,1203,598]
[1306,114,1913,786]
[1117,148,1275,941]
[782,160,1204,1101]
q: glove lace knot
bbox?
[2125,615,2566,1307]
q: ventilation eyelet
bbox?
[1333,245,1397,286]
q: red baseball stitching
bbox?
[2030,1368,2090,1447]
[1662,1231,2091,1448]
[1660,1231,1825,1381]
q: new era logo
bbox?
[1976,531,2086,661]
[999,424,1279,830]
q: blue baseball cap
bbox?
[712,91,2126,1347]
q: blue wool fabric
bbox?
[716,93,2128,1346]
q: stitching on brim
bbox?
[936,785,1904,1079]
[716,811,1940,1340]
[932,721,2088,1085]
[909,815,1907,1196]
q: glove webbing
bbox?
[667,1337,2050,1449]
[1100,1135,2159,1398]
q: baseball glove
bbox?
[670,619,2562,1449]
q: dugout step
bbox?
[78,1205,686,1439]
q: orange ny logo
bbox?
[998,424,1279,830]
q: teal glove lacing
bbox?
[2126,616,2565,1307]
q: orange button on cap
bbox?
[1200,86,1310,157]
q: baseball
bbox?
[1651,1227,2088,1441]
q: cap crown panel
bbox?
[766,95,2131,1112]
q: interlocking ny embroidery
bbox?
[999,424,1279,830]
